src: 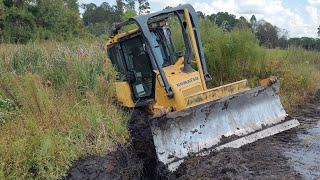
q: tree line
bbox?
[81,0,149,37]
[0,0,89,43]
[198,11,320,51]
[0,0,149,42]
[1,0,319,51]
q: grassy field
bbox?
[264,47,320,106]
[0,25,319,179]
[0,41,129,179]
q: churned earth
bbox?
[66,91,320,180]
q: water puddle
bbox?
[285,121,320,180]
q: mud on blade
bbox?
[150,82,299,171]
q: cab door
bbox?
[120,35,154,100]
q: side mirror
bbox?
[126,71,136,84]
[175,51,185,58]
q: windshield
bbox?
[153,28,177,67]
[121,35,153,98]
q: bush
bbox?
[198,19,267,87]
[1,8,36,43]
[263,48,320,106]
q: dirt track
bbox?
[66,91,320,180]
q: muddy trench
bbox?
[66,91,320,180]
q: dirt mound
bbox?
[175,148,253,179]
[65,145,143,180]
[174,133,300,180]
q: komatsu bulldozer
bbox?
[106,4,299,171]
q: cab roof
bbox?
[111,4,198,37]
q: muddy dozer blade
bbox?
[150,82,299,171]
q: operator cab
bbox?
[107,24,181,102]
[106,5,210,107]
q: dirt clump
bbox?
[65,145,143,180]
[173,137,300,180]
[175,148,253,180]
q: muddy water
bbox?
[66,91,320,180]
[285,121,320,179]
[284,92,320,180]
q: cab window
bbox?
[121,36,153,98]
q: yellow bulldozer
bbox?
[106,4,299,171]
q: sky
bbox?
[78,0,320,38]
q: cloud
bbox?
[149,0,188,8]
[193,0,237,15]
[308,0,320,6]
[191,0,317,37]
[305,0,320,37]
[193,2,215,15]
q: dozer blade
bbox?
[150,82,299,171]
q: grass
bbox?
[264,47,320,106]
[0,41,129,179]
[0,21,319,179]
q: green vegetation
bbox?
[264,47,320,106]
[198,19,264,87]
[288,37,320,51]
[0,41,129,179]
[0,1,319,179]
[76,0,148,37]
[0,0,89,43]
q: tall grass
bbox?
[264,48,320,106]
[0,41,129,179]
[198,20,266,87]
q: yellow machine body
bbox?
[106,4,299,171]
[151,64,251,116]
[107,9,250,116]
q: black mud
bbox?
[284,91,320,180]
[66,109,169,180]
[66,91,320,180]
[65,144,143,180]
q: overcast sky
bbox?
[78,0,320,38]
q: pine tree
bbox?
[250,15,257,31]
[250,15,256,25]
[137,0,149,15]
[116,0,124,14]
[125,0,135,11]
